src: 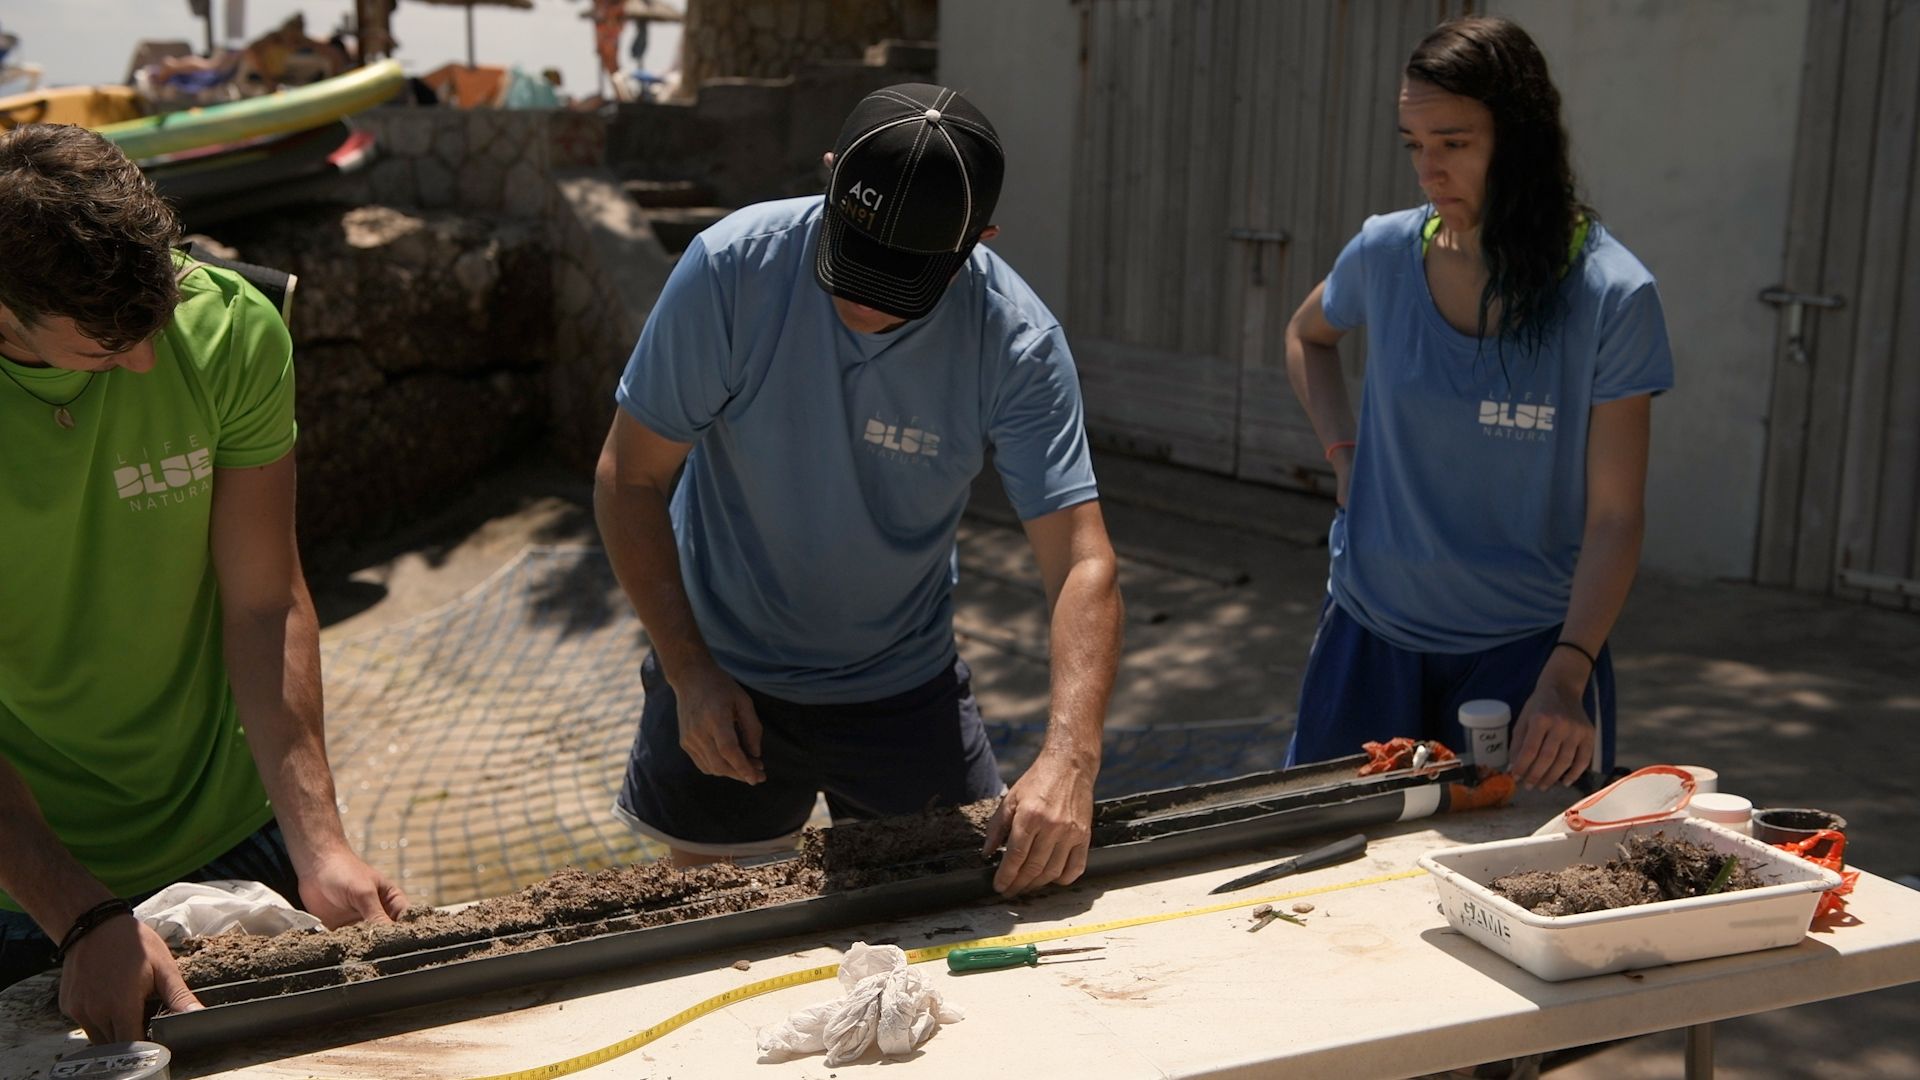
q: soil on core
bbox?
[178,800,1000,994]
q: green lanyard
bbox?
[1422,213,1591,276]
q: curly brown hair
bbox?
[0,124,181,352]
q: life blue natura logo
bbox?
[862,415,941,466]
[1478,396,1556,443]
[114,436,213,511]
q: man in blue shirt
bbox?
[595,84,1123,896]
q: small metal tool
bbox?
[946,945,1104,973]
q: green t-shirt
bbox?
[0,257,296,909]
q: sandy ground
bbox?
[308,448,1920,1079]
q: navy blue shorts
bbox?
[614,652,1005,856]
[1285,598,1616,776]
[0,820,302,989]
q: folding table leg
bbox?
[1685,1022,1714,1079]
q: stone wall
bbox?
[208,206,553,549]
[200,108,669,548]
[547,171,674,474]
[200,25,938,547]
[342,108,608,216]
[680,0,935,89]
[342,108,671,471]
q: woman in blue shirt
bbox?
[1284,16,1674,789]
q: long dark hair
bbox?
[1406,16,1590,354]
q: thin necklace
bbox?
[0,361,97,429]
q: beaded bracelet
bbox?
[53,898,134,964]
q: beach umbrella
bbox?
[410,0,534,69]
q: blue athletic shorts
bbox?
[0,820,302,989]
[614,651,1006,856]
[1285,598,1616,775]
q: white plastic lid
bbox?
[1689,792,1753,824]
[1457,699,1510,729]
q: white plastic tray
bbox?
[1420,816,1843,981]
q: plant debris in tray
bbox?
[177,799,1000,992]
[1488,833,1766,917]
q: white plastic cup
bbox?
[1458,699,1511,770]
[1676,765,1719,795]
[1689,792,1754,835]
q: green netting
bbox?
[323,546,1291,907]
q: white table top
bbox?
[5,798,1917,1080]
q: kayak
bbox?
[151,121,380,230]
[96,59,403,161]
[0,84,142,128]
[146,119,376,209]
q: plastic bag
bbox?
[756,942,963,1066]
[132,880,324,946]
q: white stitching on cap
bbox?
[896,88,957,249]
[884,107,935,245]
[872,88,930,111]
[935,123,971,252]
[821,213,959,305]
[831,114,924,232]
[938,114,1002,151]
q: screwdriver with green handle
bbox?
[946,944,1104,973]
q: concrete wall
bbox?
[940,0,1810,580]
[1499,0,1809,578]
[937,0,1081,318]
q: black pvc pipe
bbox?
[152,759,1461,1052]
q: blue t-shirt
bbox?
[616,196,1099,703]
[1320,207,1675,653]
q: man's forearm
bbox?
[593,477,718,683]
[0,754,116,937]
[223,583,349,867]
[1041,556,1124,769]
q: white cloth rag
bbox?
[756,942,964,1066]
[132,880,324,946]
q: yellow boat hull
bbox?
[0,85,142,129]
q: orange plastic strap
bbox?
[1445,772,1516,812]
[1357,737,1457,776]
[1774,829,1858,919]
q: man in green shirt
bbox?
[0,124,405,1042]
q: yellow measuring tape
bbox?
[456,867,1426,1080]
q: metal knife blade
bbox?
[1208,833,1369,895]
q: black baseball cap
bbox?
[815,83,1005,321]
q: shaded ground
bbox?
[307,447,1920,1080]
